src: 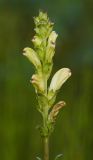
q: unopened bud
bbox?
[32,36,42,46]
[46,31,58,62]
[48,31,58,44]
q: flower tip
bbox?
[63,68,72,77]
[53,31,58,36]
[23,47,29,56]
[68,68,72,77]
[68,69,72,77]
[23,47,29,54]
[52,31,58,38]
[60,101,66,106]
[23,47,29,51]
[23,52,27,56]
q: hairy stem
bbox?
[43,136,49,160]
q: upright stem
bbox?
[43,136,49,160]
[42,74,49,160]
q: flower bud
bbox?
[34,11,48,26]
[49,68,71,92]
[46,31,58,62]
[23,47,41,69]
[32,36,42,46]
[48,31,58,44]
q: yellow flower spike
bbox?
[23,12,72,151]
[23,47,41,70]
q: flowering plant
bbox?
[23,11,71,160]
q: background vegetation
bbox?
[0,0,93,160]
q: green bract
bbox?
[23,11,71,137]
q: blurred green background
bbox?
[0,0,93,160]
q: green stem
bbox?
[42,73,49,160]
[43,136,49,160]
[42,104,49,160]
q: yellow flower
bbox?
[49,68,71,92]
[31,74,45,92]
[23,47,41,69]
